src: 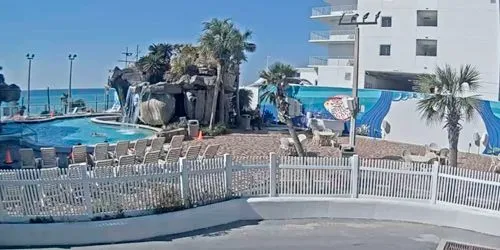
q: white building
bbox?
[301,0,500,101]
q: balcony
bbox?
[311,5,357,18]
[309,56,355,67]
[309,30,355,43]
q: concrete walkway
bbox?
[12,219,500,250]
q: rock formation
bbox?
[138,85,176,126]
[0,72,21,104]
[109,67,144,106]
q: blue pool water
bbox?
[11,118,153,147]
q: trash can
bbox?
[187,120,200,139]
[241,114,251,130]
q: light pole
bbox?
[339,11,381,147]
[68,54,77,111]
[26,54,35,115]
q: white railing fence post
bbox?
[430,162,439,204]
[0,181,6,222]
[351,155,359,198]
[269,152,278,197]
[179,158,190,207]
[224,154,233,198]
[80,165,93,220]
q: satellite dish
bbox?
[473,132,481,147]
[481,133,489,147]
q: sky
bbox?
[0,0,328,90]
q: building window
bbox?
[381,17,392,27]
[379,45,391,56]
[417,10,438,26]
[416,39,437,56]
[344,73,352,81]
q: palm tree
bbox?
[260,62,305,156]
[60,93,69,114]
[136,43,174,83]
[200,18,255,130]
[415,64,481,167]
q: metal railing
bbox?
[309,56,355,66]
[310,30,356,41]
[311,5,358,17]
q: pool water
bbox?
[24,118,154,147]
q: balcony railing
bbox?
[310,30,355,41]
[309,56,355,66]
[311,5,357,17]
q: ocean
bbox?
[19,88,118,115]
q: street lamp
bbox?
[26,53,35,115]
[339,11,381,148]
[68,54,77,112]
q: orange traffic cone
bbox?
[4,148,13,164]
[197,131,203,140]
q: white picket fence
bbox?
[1,153,500,223]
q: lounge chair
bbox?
[19,148,37,169]
[109,141,129,161]
[142,150,160,164]
[90,143,109,164]
[68,162,88,169]
[95,159,114,168]
[118,154,136,166]
[162,147,182,163]
[147,137,165,153]
[200,144,220,159]
[184,145,202,160]
[40,147,59,169]
[70,145,88,164]
[130,139,148,162]
[438,148,450,165]
[163,135,184,152]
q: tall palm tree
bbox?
[416,64,481,167]
[200,18,255,130]
[136,43,174,83]
[260,62,305,156]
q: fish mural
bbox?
[324,95,351,121]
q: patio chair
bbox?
[68,162,88,169]
[109,141,129,161]
[438,148,450,165]
[19,148,37,169]
[95,159,114,168]
[130,139,148,162]
[70,145,88,164]
[162,147,182,163]
[90,143,109,164]
[163,135,184,152]
[200,144,220,159]
[118,154,136,166]
[184,145,202,160]
[40,147,59,169]
[142,150,161,164]
[148,137,166,153]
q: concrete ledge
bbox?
[2,197,500,247]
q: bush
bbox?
[29,216,55,223]
[164,121,188,131]
[153,185,185,214]
[201,123,230,136]
[356,124,370,136]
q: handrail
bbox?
[309,56,355,66]
[310,30,355,41]
[311,5,357,17]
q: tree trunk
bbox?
[286,119,305,157]
[448,123,460,167]
[209,63,223,130]
[235,64,241,124]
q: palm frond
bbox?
[458,64,480,92]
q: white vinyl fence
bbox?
[1,153,500,223]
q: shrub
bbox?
[152,184,185,214]
[201,123,230,136]
[29,216,55,223]
[356,124,370,136]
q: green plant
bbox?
[415,64,480,167]
[356,124,370,136]
[238,88,253,111]
[136,43,174,83]
[260,62,305,156]
[72,99,86,108]
[201,123,230,136]
[29,216,55,223]
[152,185,185,214]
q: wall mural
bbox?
[260,85,500,155]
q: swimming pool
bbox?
[15,117,154,147]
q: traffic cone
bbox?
[4,148,13,164]
[197,131,203,140]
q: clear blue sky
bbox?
[0,0,327,90]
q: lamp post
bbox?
[26,54,35,115]
[68,54,77,111]
[339,11,381,147]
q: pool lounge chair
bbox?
[90,143,109,164]
[184,145,202,160]
[147,137,166,153]
[40,147,59,169]
[142,150,161,164]
[118,154,136,166]
[200,144,220,159]
[109,141,129,161]
[70,145,88,164]
[19,148,38,169]
[161,147,182,164]
[129,139,148,161]
[163,135,184,152]
[94,159,114,168]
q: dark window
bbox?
[416,39,437,56]
[379,45,391,56]
[381,17,392,27]
[417,10,438,26]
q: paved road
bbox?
[9,219,500,250]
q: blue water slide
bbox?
[347,91,394,138]
[476,101,500,154]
